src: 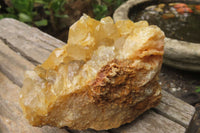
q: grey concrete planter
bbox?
[113,0,200,71]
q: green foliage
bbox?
[19,13,32,22]
[35,0,68,18]
[0,0,126,29]
[93,0,127,20]
[12,0,34,14]
[93,4,108,20]
[195,86,200,93]
[1,0,34,22]
[0,0,68,27]
[34,19,48,26]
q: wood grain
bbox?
[0,18,65,64]
[110,110,185,133]
[155,90,195,128]
[69,129,109,133]
[0,18,195,133]
[185,105,200,133]
[0,18,194,128]
[0,39,34,87]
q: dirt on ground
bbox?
[159,64,200,106]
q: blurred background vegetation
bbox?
[0,0,127,42]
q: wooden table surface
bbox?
[0,18,195,133]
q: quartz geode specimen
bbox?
[20,15,165,130]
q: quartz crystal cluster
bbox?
[20,15,165,130]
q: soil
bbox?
[159,64,200,106]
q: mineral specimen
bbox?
[20,14,165,130]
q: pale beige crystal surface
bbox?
[20,15,165,130]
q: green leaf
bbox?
[44,10,50,15]
[32,11,38,16]
[54,13,68,18]
[50,0,66,13]
[93,4,108,20]
[195,86,200,93]
[93,5,108,14]
[50,1,60,12]
[0,15,4,19]
[44,4,49,9]
[4,13,17,19]
[19,13,32,22]
[102,5,108,12]
[11,0,34,13]
[59,0,66,11]
[34,19,48,27]
[6,7,15,14]
[35,0,46,4]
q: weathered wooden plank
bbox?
[185,105,200,133]
[0,39,34,86]
[0,19,194,128]
[0,18,195,133]
[110,110,185,133]
[155,90,195,128]
[0,70,19,104]
[0,72,69,133]
[0,18,65,64]
[69,129,109,133]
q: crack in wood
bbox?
[16,35,53,52]
[153,104,188,128]
[0,66,22,87]
[38,35,64,48]
[0,37,40,65]
[0,51,23,87]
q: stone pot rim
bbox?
[113,0,200,71]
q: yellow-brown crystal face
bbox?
[20,15,165,130]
